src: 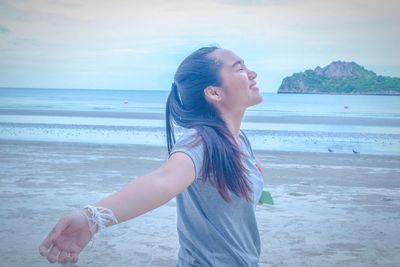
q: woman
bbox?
[39,46,265,266]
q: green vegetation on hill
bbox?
[278,61,400,95]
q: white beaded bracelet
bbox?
[81,205,119,236]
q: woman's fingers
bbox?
[39,218,70,257]
[39,229,55,256]
[53,240,82,263]
[39,214,85,263]
[58,250,70,264]
[70,252,79,263]
[39,243,50,257]
[45,245,81,264]
[59,250,69,262]
[47,245,61,263]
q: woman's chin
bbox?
[254,93,263,104]
[246,96,263,108]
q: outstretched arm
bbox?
[39,152,196,264]
[93,151,195,223]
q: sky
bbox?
[0,0,399,93]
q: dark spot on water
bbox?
[288,192,307,197]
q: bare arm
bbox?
[94,151,196,225]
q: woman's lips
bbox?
[250,84,258,90]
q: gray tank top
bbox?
[169,128,264,267]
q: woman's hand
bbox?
[39,211,93,264]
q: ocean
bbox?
[0,88,399,156]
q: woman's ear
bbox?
[204,86,221,103]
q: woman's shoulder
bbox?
[170,128,204,179]
[174,128,202,149]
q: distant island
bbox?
[278,61,400,95]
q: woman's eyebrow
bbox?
[231,59,244,68]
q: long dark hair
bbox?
[165,46,252,203]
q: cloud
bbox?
[217,0,273,5]
[215,0,305,6]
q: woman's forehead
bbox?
[211,49,243,68]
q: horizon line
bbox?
[0,86,278,93]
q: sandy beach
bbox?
[1,139,399,266]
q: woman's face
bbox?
[209,49,263,111]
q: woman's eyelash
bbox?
[238,64,246,71]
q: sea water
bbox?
[0,88,399,156]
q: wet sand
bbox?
[0,140,399,266]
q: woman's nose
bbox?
[248,69,257,80]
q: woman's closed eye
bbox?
[237,65,246,71]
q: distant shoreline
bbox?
[1,108,399,126]
[277,91,400,96]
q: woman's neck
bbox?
[219,109,245,144]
